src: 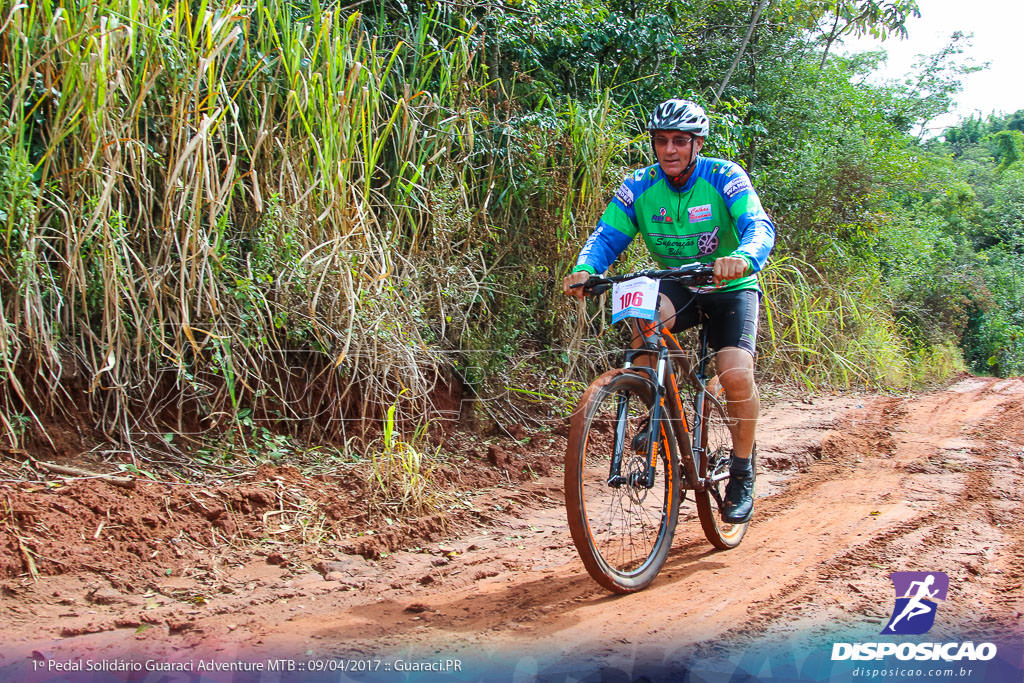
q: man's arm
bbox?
[565,221,633,298]
[572,222,634,275]
[568,176,642,280]
[715,162,775,273]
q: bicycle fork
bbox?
[608,347,670,490]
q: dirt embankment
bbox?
[1,376,1022,670]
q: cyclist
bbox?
[563,98,775,524]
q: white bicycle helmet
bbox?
[647,98,710,138]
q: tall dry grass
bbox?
[0,1,633,459]
[756,255,963,390]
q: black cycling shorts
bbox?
[658,283,760,357]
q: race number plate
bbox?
[611,277,659,324]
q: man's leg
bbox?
[715,346,758,459]
[717,346,758,524]
[624,294,679,452]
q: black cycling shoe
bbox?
[721,468,754,524]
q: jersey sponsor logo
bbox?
[696,226,719,255]
[651,207,673,223]
[688,204,713,222]
[614,183,634,207]
[723,176,751,198]
[651,234,699,259]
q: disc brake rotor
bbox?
[626,455,650,504]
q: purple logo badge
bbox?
[882,572,948,635]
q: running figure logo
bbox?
[882,572,948,635]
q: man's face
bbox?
[652,131,704,177]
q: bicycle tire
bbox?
[695,376,751,549]
[565,369,682,593]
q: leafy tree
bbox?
[810,0,921,69]
[991,130,1024,172]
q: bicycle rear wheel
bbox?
[565,369,681,593]
[695,377,751,549]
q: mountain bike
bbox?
[565,262,754,593]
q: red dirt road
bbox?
[2,376,1022,677]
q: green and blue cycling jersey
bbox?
[572,157,775,291]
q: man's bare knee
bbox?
[719,368,756,401]
[716,347,757,402]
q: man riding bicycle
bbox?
[563,98,775,524]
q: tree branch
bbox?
[714,0,770,106]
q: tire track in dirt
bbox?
[241,393,902,660]
[702,376,1024,652]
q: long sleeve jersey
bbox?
[572,157,775,292]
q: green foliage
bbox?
[991,130,1024,172]
[915,111,1024,377]
[372,389,444,515]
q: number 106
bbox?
[619,292,644,308]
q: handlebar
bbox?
[571,262,715,297]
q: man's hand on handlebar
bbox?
[563,270,591,299]
[713,256,748,287]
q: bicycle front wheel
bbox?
[565,369,682,593]
[695,376,751,549]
